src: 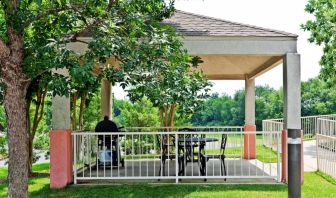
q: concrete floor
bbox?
[76,158,279,184]
[303,140,317,172]
[74,140,324,184]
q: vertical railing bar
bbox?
[153,133,156,178]
[132,134,134,177]
[184,133,186,177]
[205,132,207,179]
[74,134,77,184]
[168,133,170,178]
[262,132,265,177]
[103,134,105,178]
[89,134,91,178]
[125,134,127,177]
[146,134,148,178]
[110,134,113,178]
[192,132,194,177]
[175,132,179,183]
[160,134,163,178]
[209,133,215,176]
[96,134,99,178]
[255,132,257,177]
[240,129,243,177]
[139,134,141,177]
[233,131,236,177]
[248,131,250,177]
[118,134,120,177]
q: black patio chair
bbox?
[178,128,202,162]
[199,134,227,181]
[156,134,185,178]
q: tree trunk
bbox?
[4,84,30,198]
[78,92,87,131]
[72,93,77,130]
[169,104,175,128]
[27,85,47,175]
[0,27,30,198]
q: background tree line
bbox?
[75,76,336,132]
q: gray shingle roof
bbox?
[163,10,297,37]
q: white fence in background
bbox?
[262,120,284,151]
[316,134,336,179]
[317,118,336,137]
[262,114,336,147]
[72,128,281,184]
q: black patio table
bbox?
[178,137,218,143]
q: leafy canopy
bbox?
[302,0,336,81]
[122,22,211,118]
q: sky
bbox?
[113,0,322,99]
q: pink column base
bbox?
[244,125,256,159]
[50,129,73,189]
[281,129,288,183]
[281,129,304,184]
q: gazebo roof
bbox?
[71,10,298,80]
[163,10,297,37]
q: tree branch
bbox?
[71,38,90,45]
[69,0,117,42]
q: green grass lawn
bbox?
[0,163,336,197]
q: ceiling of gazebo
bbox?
[194,55,283,80]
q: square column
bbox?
[283,53,302,197]
[244,77,256,159]
[50,69,72,189]
[101,78,112,119]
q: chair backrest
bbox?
[178,127,199,140]
[220,134,228,154]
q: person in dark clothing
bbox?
[95,116,119,133]
[95,116,119,149]
[95,116,123,167]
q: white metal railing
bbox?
[317,118,336,137]
[262,120,284,150]
[122,126,244,132]
[72,130,281,184]
[263,114,336,141]
[316,134,336,179]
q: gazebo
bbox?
[50,10,301,188]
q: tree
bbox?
[0,1,174,196]
[302,0,336,81]
[301,77,336,116]
[115,97,160,127]
[123,23,211,128]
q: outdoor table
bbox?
[177,137,219,176]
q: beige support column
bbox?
[101,78,112,119]
[244,76,256,159]
[245,77,255,125]
[282,53,303,185]
[52,69,71,129]
[50,68,72,188]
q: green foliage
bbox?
[301,77,336,116]
[82,92,102,130]
[191,86,283,130]
[302,0,336,81]
[115,97,160,127]
[121,22,211,125]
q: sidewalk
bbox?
[304,140,317,172]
